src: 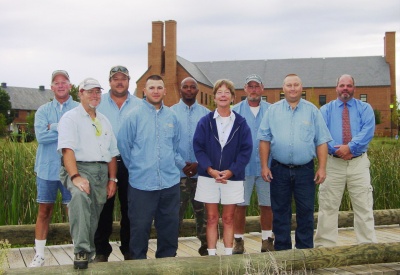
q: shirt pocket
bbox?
[163,123,175,144]
[300,122,314,142]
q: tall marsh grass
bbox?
[0,138,399,225]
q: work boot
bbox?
[232,238,244,254]
[93,254,108,263]
[261,237,275,252]
[74,251,89,269]
[123,252,132,260]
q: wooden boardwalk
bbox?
[3,225,400,274]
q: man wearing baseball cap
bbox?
[58,77,119,269]
[232,74,274,254]
[94,66,141,262]
[29,70,79,267]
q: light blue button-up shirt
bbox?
[320,97,375,156]
[34,96,79,180]
[118,99,186,191]
[97,91,142,136]
[171,99,210,178]
[233,99,271,176]
[257,99,332,165]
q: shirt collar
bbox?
[213,109,236,120]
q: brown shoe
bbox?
[93,254,108,263]
[232,238,245,254]
[261,237,275,252]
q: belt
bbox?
[274,160,303,169]
[76,161,107,164]
[329,153,363,160]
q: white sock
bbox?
[34,239,46,257]
[234,234,244,239]
[262,230,273,240]
[207,249,216,256]
[225,247,233,255]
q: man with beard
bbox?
[94,65,141,262]
[314,74,376,247]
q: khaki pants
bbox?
[314,153,377,247]
[60,162,108,254]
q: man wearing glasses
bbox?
[94,66,141,262]
[58,78,119,269]
[30,70,79,267]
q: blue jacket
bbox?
[193,110,253,181]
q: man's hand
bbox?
[183,162,198,177]
[261,167,273,182]
[72,176,90,195]
[314,168,326,185]
[334,144,353,160]
[107,181,117,199]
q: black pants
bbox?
[94,157,130,256]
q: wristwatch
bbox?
[109,178,118,183]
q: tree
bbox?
[0,113,7,136]
[0,88,13,125]
[69,84,80,102]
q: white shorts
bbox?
[195,176,244,205]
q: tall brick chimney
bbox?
[164,20,179,105]
[384,31,396,101]
[148,21,164,75]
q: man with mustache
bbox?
[94,66,142,262]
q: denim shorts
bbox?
[237,176,271,206]
[36,176,71,204]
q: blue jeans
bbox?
[128,183,180,259]
[270,159,315,250]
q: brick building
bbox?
[1,82,54,133]
[137,20,397,137]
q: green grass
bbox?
[0,137,399,225]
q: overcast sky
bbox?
[1,0,399,97]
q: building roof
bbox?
[2,85,54,110]
[177,55,391,89]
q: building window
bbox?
[15,110,19,118]
[205,93,208,105]
[319,95,327,106]
[262,96,267,102]
[280,92,285,100]
[360,94,367,102]
[302,91,306,99]
[209,95,212,106]
[201,92,203,104]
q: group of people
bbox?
[29,67,377,269]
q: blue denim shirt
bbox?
[320,98,375,156]
[34,96,79,180]
[232,99,271,176]
[97,91,142,136]
[257,99,332,165]
[118,99,186,191]
[171,99,210,178]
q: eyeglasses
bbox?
[110,66,129,75]
[84,90,102,95]
[216,91,232,96]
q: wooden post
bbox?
[0,209,398,245]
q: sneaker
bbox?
[198,243,208,256]
[232,238,245,254]
[93,254,108,263]
[74,251,89,269]
[261,237,275,252]
[29,254,45,267]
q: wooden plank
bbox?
[6,248,26,269]
[47,245,72,265]
[110,242,124,261]
[376,262,400,272]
